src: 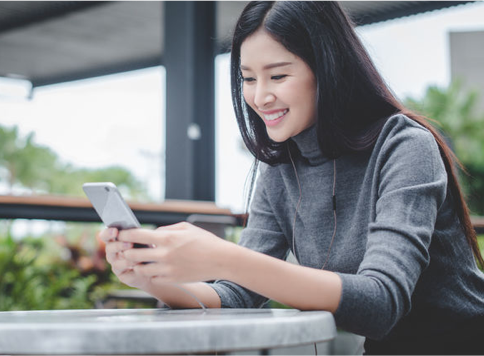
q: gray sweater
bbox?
[210,114,484,341]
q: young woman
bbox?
[101,2,484,354]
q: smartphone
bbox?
[83,182,148,248]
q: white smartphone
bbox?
[83,182,147,248]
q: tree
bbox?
[0,124,148,200]
[0,126,58,192]
[405,81,484,214]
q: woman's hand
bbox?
[101,222,341,312]
[99,227,153,290]
[117,222,232,285]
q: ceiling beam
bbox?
[31,55,163,88]
[0,1,109,34]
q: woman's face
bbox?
[240,29,317,142]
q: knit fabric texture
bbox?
[209,114,484,341]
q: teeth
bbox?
[264,109,288,121]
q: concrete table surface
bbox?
[0,308,336,355]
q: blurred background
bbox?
[0,1,483,311]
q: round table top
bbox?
[0,308,336,354]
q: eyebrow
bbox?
[240,62,293,71]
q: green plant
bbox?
[0,221,162,311]
[0,230,115,311]
[405,81,484,214]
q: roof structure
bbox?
[0,1,474,88]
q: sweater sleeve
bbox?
[210,164,290,308]
[334,125,448,340]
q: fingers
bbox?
[115,268,141,288]
[102,223,189,245]
[111,257,136,276]
[156,221,192,231]
[105,241,132,264]
[117,228,163,245]
[123,247,166,263]
[100,227,119,242]
[133,262,172,280]
[117,224,194,246]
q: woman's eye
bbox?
[271,75,287,80]
[242,77,255,83]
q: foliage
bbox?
[224,226,243,244]
[0,124,148,200]
[0,224,165,311]
[45,164,147,200]
[0,233,94,310]
[405,81,484,214]
[0,127,57,191]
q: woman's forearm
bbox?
[145,282,222,309]
[145,242,342,311]
[220,243,342,312]
[115,224,341,311]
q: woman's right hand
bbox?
[100,226,222,309]
[99,227,152,290]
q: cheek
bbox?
[292,81,317,113]
[243,86,256,108]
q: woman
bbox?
[101,2,484,354]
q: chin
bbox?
[267,133,290,143]
[267,127,298,143]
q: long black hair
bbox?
[232,1,484,267]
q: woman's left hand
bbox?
[117,222,232,284]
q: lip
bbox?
[261,109,288,127]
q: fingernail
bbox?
[109,228,117,238]
[123,242,131,249]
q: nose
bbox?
[253,82,275,109]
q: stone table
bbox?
[0,308,336,355]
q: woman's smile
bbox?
[260,109,289,126]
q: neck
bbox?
[291,125,328,166]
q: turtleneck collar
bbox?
[290,125,329,166]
